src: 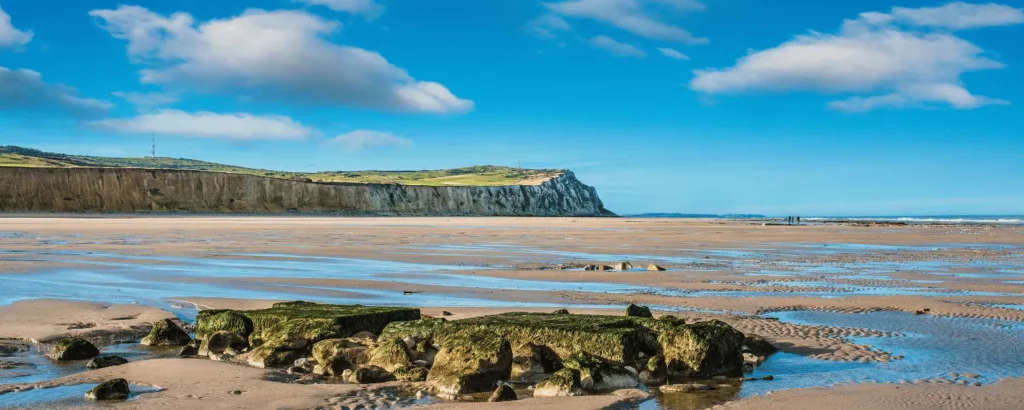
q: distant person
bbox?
[797,216,801,224]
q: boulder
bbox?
[367,338,414,372]
[614,262,633,271]
[86,356,128,370]
[85,379,130,401]
[742,333,778,357]
[240,302,420,347]
[351,331,377,341]
[659,320,744,377]
[534,368,584,397]
[195,310,254,340]
[48,337,99,361]
[140,319,191,346]
[488,383,518,402]
[625,304,653,319]
[311,338,371,376]
[379,318,446,346]
[393,366,429,382]
[658,315,686,326]
[246,339,304,369]
[199,331,248,357]
[646,264,666,271]
[179,339,201,357]
[351,365,396,384]
[552,309,570,315]
[427,330,512,395]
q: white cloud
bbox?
[657,47,689,60]
[546,0,708,44]
[296,0,384,20]
[90,6,473,114]
[526,13,571,38]
[888,2,1024,30]
[590,35,645,58]
[112,91,180,109]
[90,109,314,140]
[0,6,32,48]
[0,66,112,117]
[690,3,1020,112]
[332,130,412,150]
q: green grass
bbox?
[0,146,562,186]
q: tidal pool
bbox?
[0,383,160,409]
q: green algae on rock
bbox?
[48,337,99,361]
[534,368,584,397]
[367,338,414,372]
[199,331,248,357]
[86,355,129,370]
[659,319,744,377]
[742,333,778,358]
[625,304,653,319]
[427,330,513,395]
[393,365,429,382]
[85,378,130,401]
[488,383,518,402]
[351,365,396,383]
[235,302,419,346]
[561,353,638,391]
[312,338,372,376]
[195,310,254,340]
[141,319,191,346]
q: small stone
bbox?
[625,303,653,318]
[487,384,518,402]
[230,390,243,395]
[85,379,130,401]
[552,309,570,315]
[86,356,129,370]
[646,264,666,271]
[963,373,981,379]
[614,262,633,271]
[415,390,425,399]
[441,311,453,317]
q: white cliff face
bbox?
[0,168,612,216]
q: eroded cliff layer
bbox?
[0,168,612,216]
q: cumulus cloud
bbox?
[296,0,384,20]
[590,35,645,58]
[690,2,1021,112]
[0,66,112,117]
[546,0,708,44]
[90,6,473,114]
[112,91,180,109]
[90,109,314,140]
[0,6,32,48]
[526,13,571,38]
[657,47,689,60]
[332,130,412,150]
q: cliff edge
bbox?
[0,167,615,216]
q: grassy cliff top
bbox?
[0,146,564,186]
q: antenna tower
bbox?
[151,132,156,158]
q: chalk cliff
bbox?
[0,167,613,216]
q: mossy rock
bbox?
[141,319,191,346]
[48,337,99,361]
[393,365,429,382]
[428,313,660,367]
[427,330,512,395]
[311,338,371,376]
[195,310,254,340]
[625,304,653,318]
[512,343,562,382]
[562,353,638,391]
[179,339,201,357]
[660,320,744,377]
[246,339,304,369]
[639,355,667,385]
[241,302,420,347]
[534,368,584,397]
[85,378,129,401]
[86,356,128,370]
[367,338,413,372]
[742,333,777,357]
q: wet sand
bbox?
[0,216,1022,409]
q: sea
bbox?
[626,214,1024,225]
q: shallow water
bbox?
[0,383,160,408]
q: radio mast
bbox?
[151,132,156,158]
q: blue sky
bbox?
[1,0,1022,215]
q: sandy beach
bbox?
[0,216,1022,409]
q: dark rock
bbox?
[86,356,128,370]
[199,331,248,357]
[742,333,777,357]
[85,379,130,401]
[48,337,99,361]
[393,366,429,382]
[488,383,518,402]
[178,339,201,357]
[552,309,570,315]
[625,304,653,318]
[639,356,667,385]
[441,311,453,317]
[660,320,745,377]
[141,319,191,346]
[351,365,396,384]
